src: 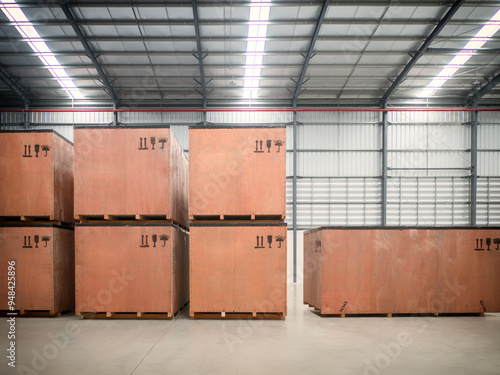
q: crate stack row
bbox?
[74,126,189,319]
[0,130,75,317]
[188,126,287,319]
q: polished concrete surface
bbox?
[1,284,499,375]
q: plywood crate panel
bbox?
[190,223,287,317]
[0,225,75,314]
[189,126,286,219]
[0,130,74,223]
[304,227,500,315]
[75,224,189,316]
[74,126,188,227]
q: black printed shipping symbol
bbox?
[140,234,169,248]
[254,139,284,153]
[22,235,50,248]
[23,144,50,157]
[255,235,285,249]
[475,238,500,251]
[139,137,167,150]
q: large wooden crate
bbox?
[190,223,287,318]
[75,224,189,317]
[304,227,500,316]
[0,225,75,316]
[189,126,286,220]
[74,126,188,228]
[0,130,74,223]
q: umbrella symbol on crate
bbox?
[274,140,283,152]
[158,137,167,150]
[160,234,170,247]
[275,236,285,248]
[42,145,50,157]
[42,236,51,247]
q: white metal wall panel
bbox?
[478,111,500,124]
[477,177,500,225]
[206,110,292,124]
[119,111,203,125]
[387,177,470,225]
[297,151,381,177]
[0,112,24,124]
[297,124,380,149]
[170,126,189,152]
[29,111,113,125]
[388,124,469,150]
[389,110,470,124]
[297,110,380,125]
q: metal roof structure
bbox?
[0,0,499,108]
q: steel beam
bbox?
[14,1,499,8]
[0,68,30,107]
[380,0,465,104]
[192,0,209,117]
[292,0,330,103]
[4,35,490,43]
[59,2,118,105]
[467,71,500,106]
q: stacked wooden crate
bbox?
[0,130,75,317]
[74,126,189,319]
[189,126,287,319]
[304,227,500,317]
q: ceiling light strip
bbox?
[0,0,85,100]
[243,0,270,99]
[419,9,500,97]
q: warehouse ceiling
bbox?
[0,0,499,109]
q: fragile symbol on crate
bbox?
[22,235,50,248]
[140,234,169,248]
[22,144,50,158]
[475,238,500,251]
[254,235,285,249]
[254,139,284,153]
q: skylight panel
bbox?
[243,0,270,100]
[0,0,85,100]
[418,8,500,98]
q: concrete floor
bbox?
[1,284,499,375]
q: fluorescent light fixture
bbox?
[243,0,270,99]
[418,8,500,97]
[0,0,85,100]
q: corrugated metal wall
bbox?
[1,109,499,227]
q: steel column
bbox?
[292,105,298,283]
[381,103,388,226]
[470,101,478,226]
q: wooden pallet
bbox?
[190,214,285,222]
[306,306,485,318]
[0,216,64,225]
[75,214,188,229]
[190,311,285,320]
[0,310,67,318]
[77,302,188,320]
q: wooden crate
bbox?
[0,130,74,223]
[190,223,287,318]
[189,126,286,220]
[0,225,75,315]
[75,224,189,317]
[74,126,188,228]
[304,227,500,316]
